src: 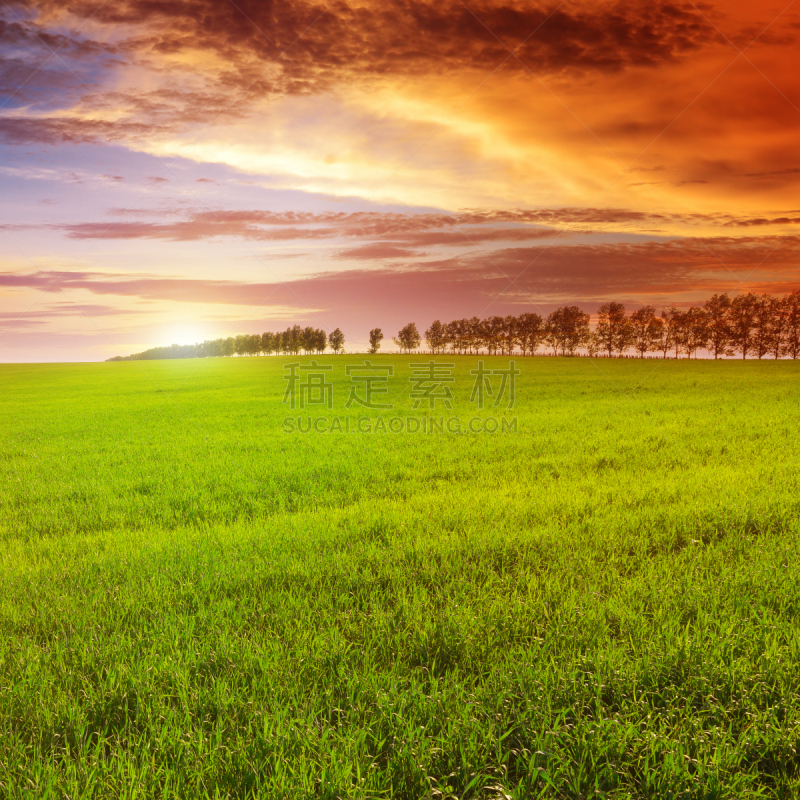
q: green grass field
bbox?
[1,356,799,798]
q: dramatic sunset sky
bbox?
[1,0,799,360]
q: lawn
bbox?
[1,355,799,798]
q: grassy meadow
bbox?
[1,355,799,798]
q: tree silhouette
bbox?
[752,295,781,360]
[704,294,733,359]
[517,312,545,356]
[768,296,789,359]
[444,320,461,354]
[596,302,630,356]
[629,306,661,358]
[545,306,590,356]
[424,320,447,353]
[729,293,760,359]
[300,326,316,354]
[328,328,345,354]
[393,322,421,353]
[784,291,800,359]
[659,307,682,359]
[368,328,383,354]
[680,307,708,359]
[586,330,600,357]
[484,316,505,355]
[261,332,275,355]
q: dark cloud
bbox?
[744,168,800,179]
[48,208,642,246]
[389,227,566,247]
[1,0,720,137]
[29,206,799,248]
[21,0,718,79]
[460,208,669,225]
[335,243,421,260]
[0,16,116,56]
[724,215,800,227]
[0,57,84,108]
[0,117,159,145]
[0,14,123,111]
[452,235,800,296]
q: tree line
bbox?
[108,291,800,362]
[108,326,346,361]
[410,291,800,359]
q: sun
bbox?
[160,322,209,347]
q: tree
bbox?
[445,320,462,354]
[680,307,708,358]
[517,312,545,356]
[502,315,519,355]
[484,316,505,355]
[462,318,477,354]
[751,296,774,359]
[368,328,383,354]
[261,332,275,355]
[659,307,682,359]
[313,329,327,354]
[596,302,631,357]
[586,330,600,357]
[671,310,689,358]
[545,306,590,356]
[628,306,661,358]
[729,293,760,359]
[300,326,316,354]
[424,320,447,353]
[704,293,733,359]
[784,291,800,359]
[328,328,345,354]
[543,316,560,356]
[768,296,788,359]
[467,317,482,354]
[281,324,302,355]
[393,322,421,353]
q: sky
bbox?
[1,0,799,361]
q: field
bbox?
[1,355,799,799]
